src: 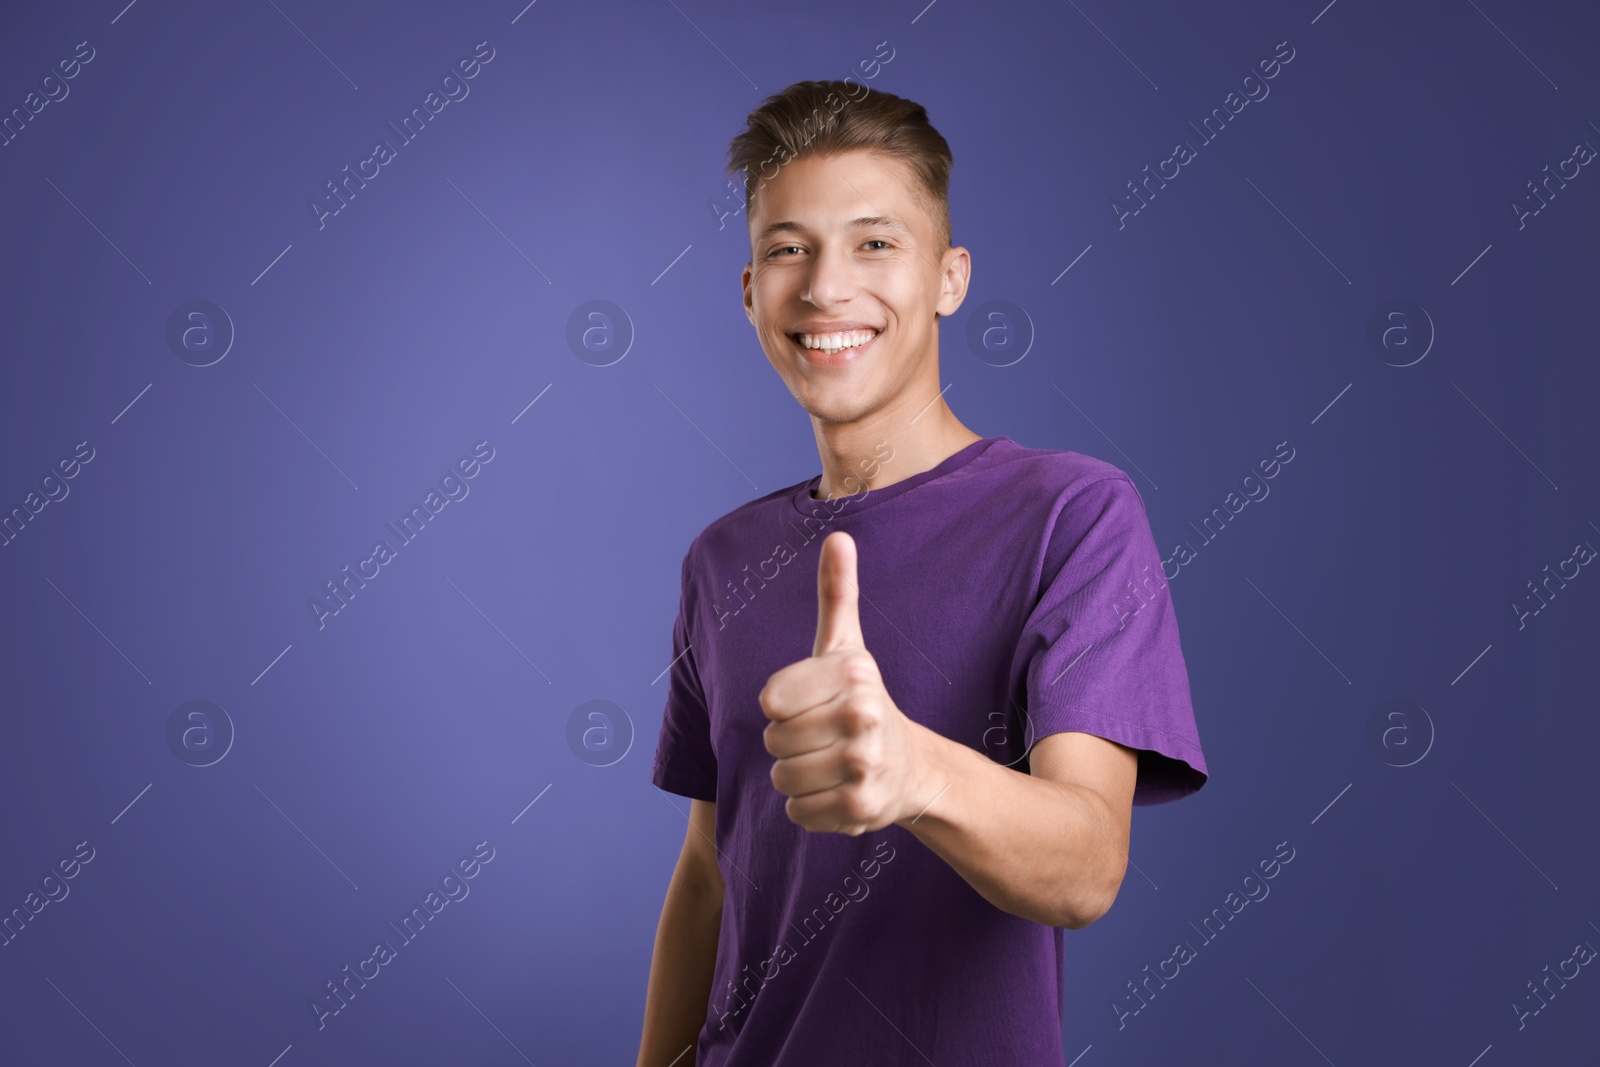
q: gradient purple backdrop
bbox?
[2,0,1596,1063]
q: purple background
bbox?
[2,0,1597,1063]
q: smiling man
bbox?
[638,80,1208,1067]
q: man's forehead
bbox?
[753,214,915,244]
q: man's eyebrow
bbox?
[755,216,914,244]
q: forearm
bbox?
[637,868,723,1067]
[893,721,1128,929]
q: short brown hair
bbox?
[725,79,953,251]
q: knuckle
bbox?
[841,652,877,686]
[838,703,868,735]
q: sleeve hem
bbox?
[1025,700,1208,805]
[652,764,717,803]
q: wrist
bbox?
[895,719,956,828]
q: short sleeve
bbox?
[1012,475,1208,805]
[650,543,718,801]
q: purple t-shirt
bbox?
[651,435,1207,1066]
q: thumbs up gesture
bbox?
[760,531,929,835]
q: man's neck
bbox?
[810,402,982,500]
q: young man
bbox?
[638,80,1207,1066]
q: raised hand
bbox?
[759,531,927,835]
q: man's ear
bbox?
[935,245,971,318]
[741,262,755,325]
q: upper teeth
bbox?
[797,329,878,352]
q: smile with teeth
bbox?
[793,328,881,354]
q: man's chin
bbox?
[799,396,876,426]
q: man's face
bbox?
[741,149,968,427]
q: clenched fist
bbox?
[760,530,929,835]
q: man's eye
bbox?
[864,239,891,250]
[769,245,802,257]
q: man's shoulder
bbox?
[680,477,812,568]
[983,437,1138,503]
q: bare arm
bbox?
[762,530,1141,931]
[637,798,724,1067]
[894,726,1138,929]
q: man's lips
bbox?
[789,328,882,368]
